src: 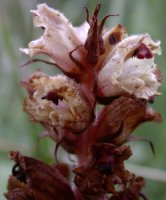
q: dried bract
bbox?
[96,96,162,145]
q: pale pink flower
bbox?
[97,34,161,100]
[20,3,90,76]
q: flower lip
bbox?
[132,43,153,59]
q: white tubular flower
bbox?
[23,72,92,133]
[97,34,161,100]
[20,3,87,74]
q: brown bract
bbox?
[96,96,162,145]
[5,151,75,200]
[84,4,106,66]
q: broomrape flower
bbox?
[97,34,161,100]
[23,71,92,133]
[6,3,163,200]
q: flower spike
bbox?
[6,3,163,200]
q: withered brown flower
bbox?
[23,71,93,134]
[73,144,132,197]
[5,151,75,200]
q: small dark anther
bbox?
[97,161,113,175]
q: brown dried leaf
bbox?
[5,151,75,200]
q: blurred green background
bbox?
[0,0,166,199]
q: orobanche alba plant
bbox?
[5,4,162,200]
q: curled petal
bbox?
[21,3,86,74]
[23,72,92,133]
[96,96,162,145]
[5,151,75,200]
[97,34,161,100]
